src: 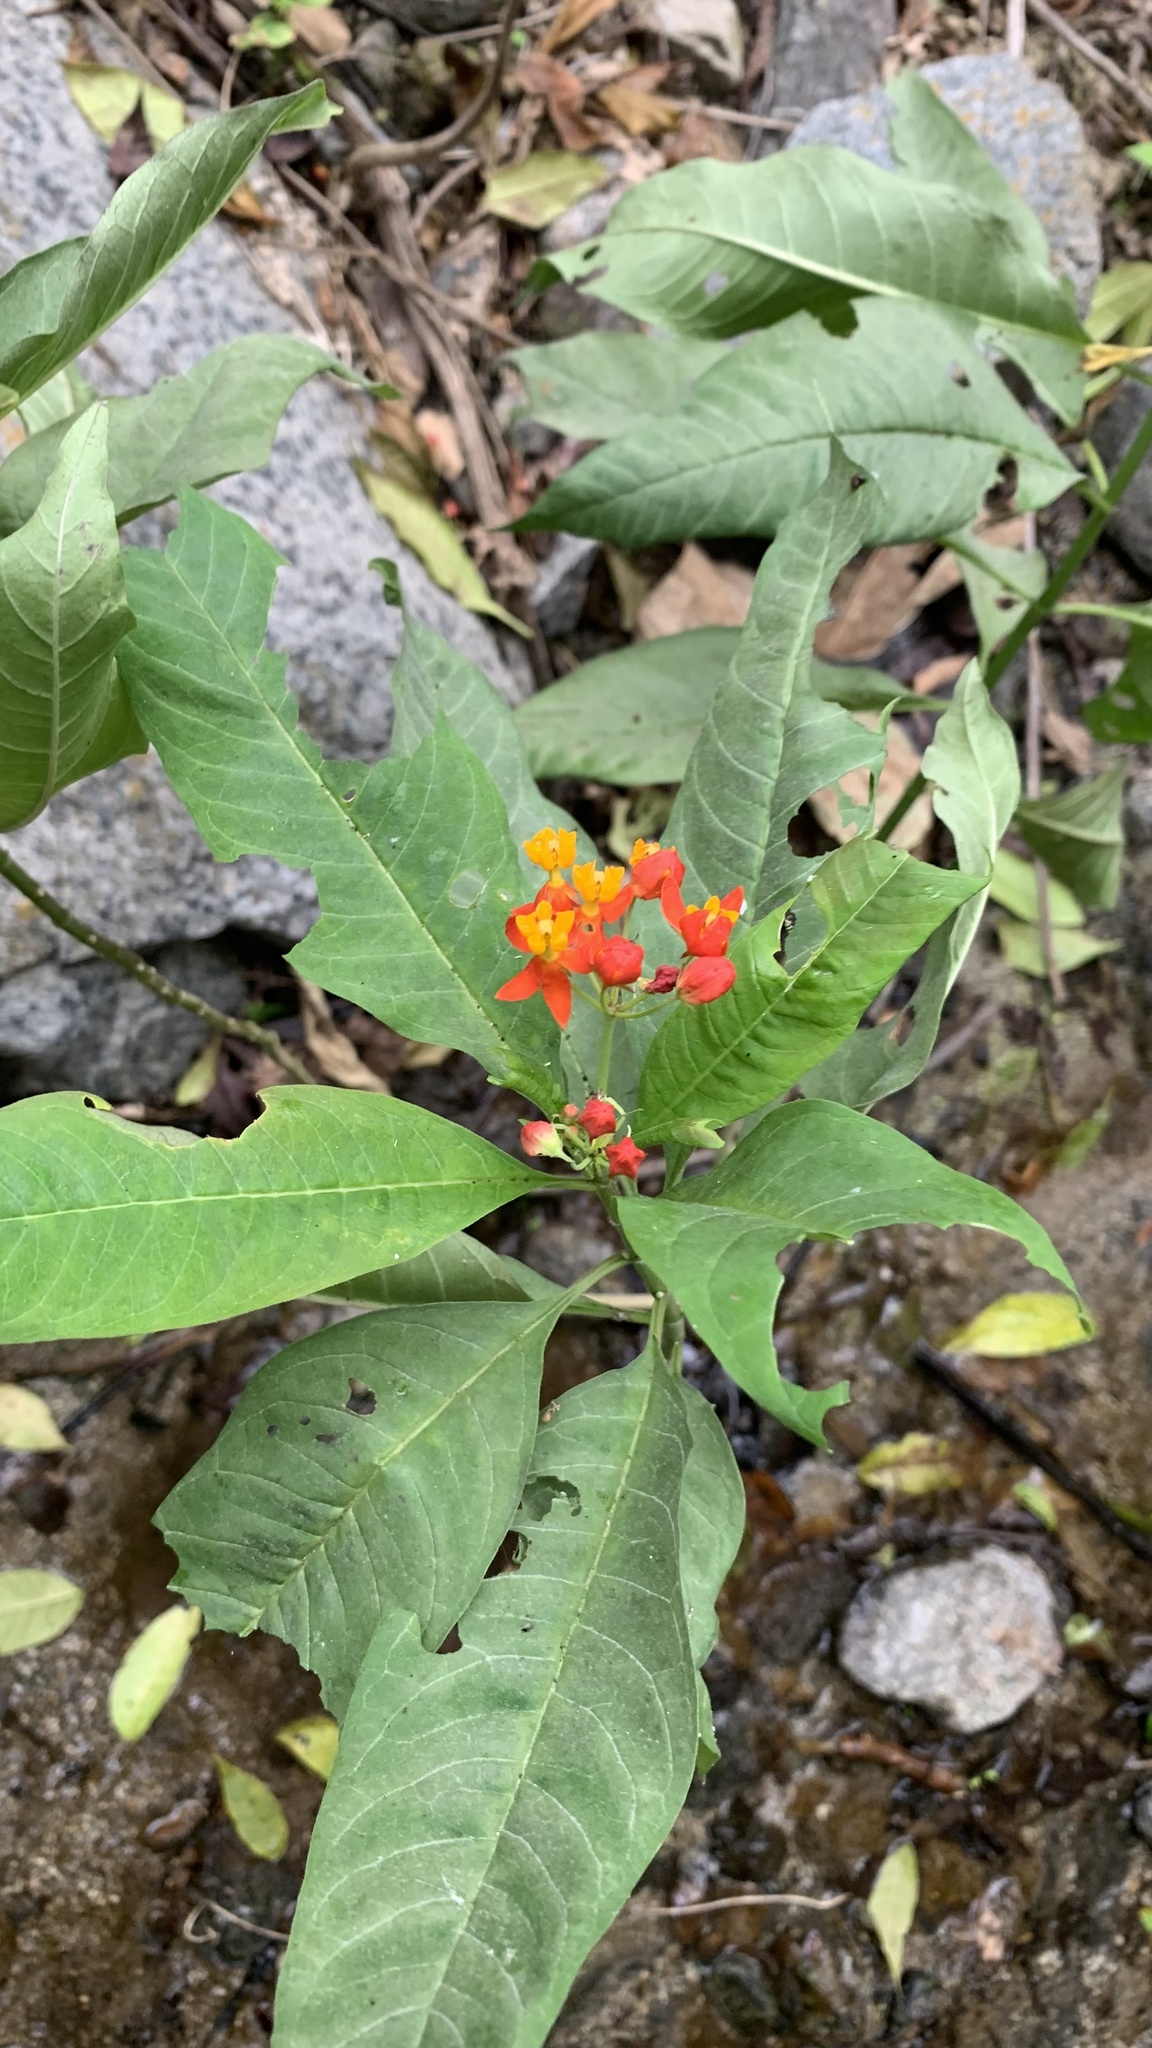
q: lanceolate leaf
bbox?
[803,664,1019,1109]
[0,406,135,829]
[0,338,377,537]
[531,143,1081,355]
[0,1088,550,1342]
[668,452,882,917]
[0,84,334,414]
[119,493,563,1105]
[621,1098,1081,1443]
[160,1296,574,1715]
[679,1385,745,1774]
[637,835,981,1144]
[511,331,730,441]
[520,304,1074,549]
[319,1232,560,1307]
[273,1347,698,2048]
[1015,765,1125,909]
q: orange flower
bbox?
[523,827,577,895]
[498,899,580,1027]
[592,934,644,987]
[662,880,744,957]
[605,1136,645,1179]
[567,859,633,966]
[630,840,684,901]
[676,955,736,1005]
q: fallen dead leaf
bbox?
[286,3,351,55]
[661,105,744,164]
[912,653,967,695]
[540,0,618,54]
[815,544,935,662]
[596,65,681,138]
[809,714,931,852]
[297,978,390,1092]
[221,181,276,227]
[484,150,608,230]
[636,542,752,639]
[1042,700,1093,777]
[415,407,464,481]
[515,51,605,152]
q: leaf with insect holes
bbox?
[108,1604,201,1740]
[0,1570,84,1653]
[276,1715,339,1781]
[214,1756,289,1861]
[946,1291,1094,1358]
[0,1385,66,1452]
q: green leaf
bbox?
[273,1345,697,2048]
[0,84,334,414]
[214,1755,289,1861]
[998,918,1120,978]
[621,1097,1080,1443]
[0,338,369,537]
[988,846,1084,928]
[360,472,529,634]
[946,1290,1094,1357]
[17,361,95,439]
[318,1232,560,1307]
[511,332,731,441]
[107,1603,201,1740]
[636,836,982,1142]
[679,1385,744,1672]
[1015,765,1125,909]
[0,1569,84,1652]
[1085,261,1152,345]
[0,1087,549,1342]
[276,1713,339,1781]
[1083,625,1152,743]
[158,1296,574,1717]
[531,143,1082,356]
[519,303,1074,548]
[0,1384,67,1452]
[485,150,608,229]
[119,493,563,1105]
[668,451,882,918]
[867,1840,918,1985]
[0,406,135,829]
[802,663,1019,1109]
[949,524,1048,662]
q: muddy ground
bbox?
[4,882,1152,2046]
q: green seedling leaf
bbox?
[159,1296,576,1716]
[214,1755,289,1861]
[485,149,607,229]
[273,1346,698,2048]
[988,846,1083,928]
[361,472,529,634]
[636,836,981,1142]
[1140,1905,1152,1938]
[107,1603,201,1740]
[0,1569,84,1653]
[0,1088,551,1342]
[857,1433,964,1498]
[0,1384,66,1452]
[867,1840,918,1986]
[276,1714,339,1781]
[1015,765,1125,910]
[622,1097,1080,1444]
[0,84,334,414]
[679,1386,744,1779]
[1053,1097,1111,1170]
[0,406,136,830]
[1063,1611,1112,1657]
[998,918,1120,979]
[520,303,1074,549]
[119,493,562,1105]
[946,1291,1093,1358]
[1013,1477,1059,1533]
[512,332,730,440]
[1083,625,1152,745]
[0,338,377,537]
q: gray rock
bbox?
[1132,1781,1152,1851]
[1092,379,1152,580]
[348,18,403,99]
[0,964,84,1058]
[838,1546,1062,1734]
[534,534,600,637]
[646,0,744,92]
[762,0,896,119]
[783,55,1101,311]
[540,159,626,256]
[359,0,504,29]
[779,1455,859,1523]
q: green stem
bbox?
[0,839,316,1086]
[596,1002,616,1095]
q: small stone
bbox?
[349,18,402,98]
[0,964,84,1058]
[645,0,743,92]
[1132,1782,1152,1851]
[762,0,895,119]
[1123,1656,1152,1700]
[533,534,600,637]
[540,158,626,256]
[779,1456,859,1524]
[838,1546,1062,1734]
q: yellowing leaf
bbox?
[0,1383,66,1452]
[0,1568,84,1653]
[597,79,681,138]
[173,1036,221,1108]
[275,1712,339,1781]
[867,1840,918,1985]
[989,847,1083,928]
[539,0,617,51]
[214,1755,289,1861]
[108,1603,201,1740]
[140,82,186,150]
[998,917,1120,979]
[62,62,142,144]
[946,1291,1093,1358]
[857,1433,963,1498]
[484,151,608,230]
[1012,1477,1059,1533]
[360,474,530,635]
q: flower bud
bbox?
[630,840,685,901]
[605,1136,646,1179]
[576,1096,617,1140]
[593,935,644,987]
[520,1119,565,1159]
[677,955,737,1005]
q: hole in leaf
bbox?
[83,1095,97,1108]
[267,1424,279,1436]
[345,1379,376,1416]
[315,1432,338,1445]
[850,473,867,491]
[520,1474,581,1522]
[342,788,356,802]
[995,594,1016,610]
[298,1415,311,1426]
[950,364,972,388]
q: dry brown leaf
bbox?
[415,407,464,481]
[815,544,934,662]
[809,714,932,852]
[661,106,744,164]
[905,547,964,613]
[287,4,351,55]
[596,64,681,137]
[297,979,391,1092]
[1043,701,1093,777]
[912,652,968,695]
[515,50,605,151]
[636,542,752,639]
[539,0,617,55]
[221,181,277,227]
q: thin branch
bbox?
[0,841,314,1087]
[140,0,230,79]
[75,0,175,92]
[921,998,998,1075]
[643,1891,850,1918]
[347,0,520,173]
[184,1901,288,1945]
[1025,0,1152,124]
[666,99,797,132]
[1025,624,1066,1004]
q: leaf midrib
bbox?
[0,1169,511,1228]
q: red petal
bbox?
[540,962,572,1028]
[496,961,543,1002]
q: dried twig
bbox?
[922,998,998,1075]
[1025,0,1152,124]
[668,99,796,131]
[184,1901,289,1945]
[796,1732,966,1794]
[347,0,520,173]
[644,1890,850,1918]
[141,0,229,79]
[75,0,175,92]
[0,841,314,1086]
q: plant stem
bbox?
[596,1002,616,1095]
[0,841,315,1087]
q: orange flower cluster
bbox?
[497,829,743,1026]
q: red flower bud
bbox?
[592,935,644,987]
[630,840,685,901]
[520,1119,565,1159]
[605,1136,646,1179]
[677,955,737,1005]
[576,1096,617,1140]
[644,964,680,994]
